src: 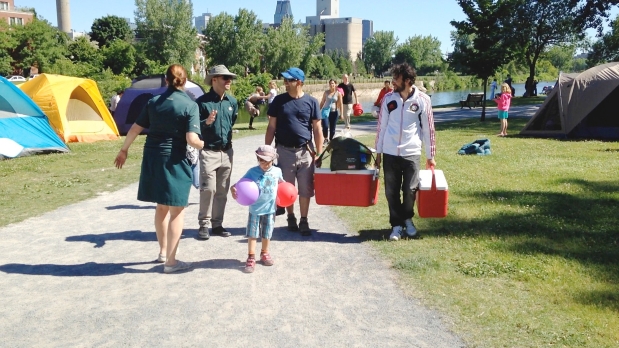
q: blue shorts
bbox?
[246,212,275,239]
[498,110,509,119]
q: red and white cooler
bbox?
[314,168,380,206]
[416,168,448,218]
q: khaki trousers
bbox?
[198,148,233,228]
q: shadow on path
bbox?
[66,230,190,248]
[0,261,158,276]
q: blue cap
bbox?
[281,67,305,82]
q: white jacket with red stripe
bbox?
[375,88,435,159]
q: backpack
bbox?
[318,136,375,170]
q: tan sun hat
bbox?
[204,65,237,86]
[255,145,278,162]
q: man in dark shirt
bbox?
[194,65,238,240]
[266,67,323,236]
[337,74,358,130]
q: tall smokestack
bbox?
[56,0,71,33]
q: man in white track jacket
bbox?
[375,63,436,241]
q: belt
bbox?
[278,142,308,150]
[205,143,232,151]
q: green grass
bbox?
[330,118,619,347]
[3,114,618,347]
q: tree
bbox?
[507,0,585,97]
[299,32,325,76]
[451,0,517,121]
[134,0,199,71]
[231,9,265,74]
[102,39,137,75]
[393,35,443,75]
[0,20,16,75]
[90,15,133,47]
[574,0,619,35]
[362,31,398,76]
[587,14,619,66]
[203,12,236,67]
[542,44,576,72]
[263,18,309,76]
[67,36,102,67]
[10,17,68,74]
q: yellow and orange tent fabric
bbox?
[19,74,119,143]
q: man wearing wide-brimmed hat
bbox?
[265,67,324,236]
[195,65,238,240]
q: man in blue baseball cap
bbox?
[265,67,324,236]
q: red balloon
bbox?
[276,182,298,207]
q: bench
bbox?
[459,93,484,109]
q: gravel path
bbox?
[0,105,538,347]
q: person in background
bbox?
[231,145,284,273]
[245,86,269,130]
[195,65,238,241]
[374,80,393,108]
[267,81,279,105]
[266,67,323,236]
[109,90,123,116]
[375,63,436,242]
[338,74,358,130]
[319,79,344,143]
[114,64,203,274]
[505,74,515,96]
[490,78,498,99]
[493,82,512,137]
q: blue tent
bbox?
[0,76,69,159]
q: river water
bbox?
[357,81,554,111]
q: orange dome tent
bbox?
[19,74,119,143]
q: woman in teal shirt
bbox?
[115,64,204,274]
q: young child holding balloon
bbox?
[231,145,292,273]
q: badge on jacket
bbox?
[387,100,397,113]
[409,103,419,112]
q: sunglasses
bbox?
[284,78,299,83]
[215,75,234,81]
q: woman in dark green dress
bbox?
[115,64,204,274]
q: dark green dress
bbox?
[135,88,201,206]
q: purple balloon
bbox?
[235,178,260,206]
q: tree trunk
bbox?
[480,77,488,122]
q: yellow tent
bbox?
[19,74,119,143]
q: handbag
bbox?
[321,106,330,119]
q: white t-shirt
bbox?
[110,94,120,112]
[268,88,278,104]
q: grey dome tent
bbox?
[520,62,619,139]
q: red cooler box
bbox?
[416,168,448,218]
[314,168,380,206]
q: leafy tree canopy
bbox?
[362,31,398,76]
[90,15,133,47]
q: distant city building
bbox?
[122,17,137,31]
[194,12,212,34]
[274,0,293,25]
[306,0,372,62]
[0,0,34,26]
[56,0,71,33]
[67,29,87,40]
[362,20,373,45]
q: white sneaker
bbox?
[389,226,403,241]
[404,219,417,237]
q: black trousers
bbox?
[382,153,421,227]
[321,111,339,140]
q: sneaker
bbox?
[260,253,274,266]
[156,254,166,263]
[198,226,210,240]
[212,226,231,237]
[244,257,256,273]
[299,217,311,236]
[163,260,192,274]
[389,226,403,241]
[404,219,418,238]
[287,214,299,231]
